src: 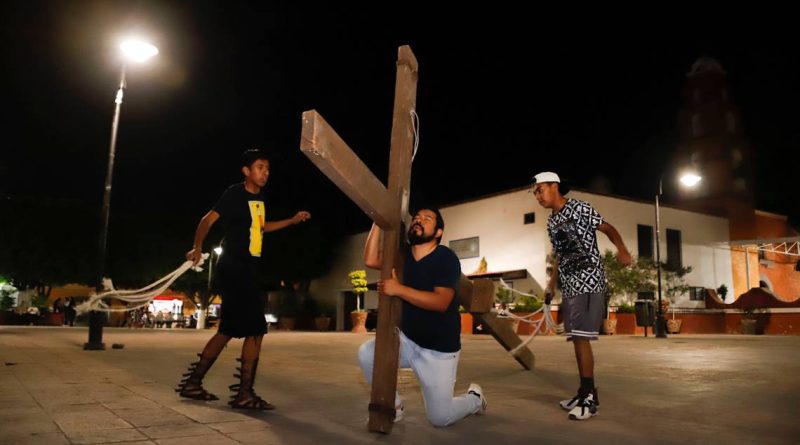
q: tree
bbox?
[602,250,653,306]
[171,266,211,314]
[0,197,96,296]
[661,264,693,318]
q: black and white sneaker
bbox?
[559,388,599,411]
[568,393,598,420]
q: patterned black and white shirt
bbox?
[547,199,606,297]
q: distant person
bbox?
[64,297,77,326]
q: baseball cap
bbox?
[532,172,561,184]
[531,171,570,195]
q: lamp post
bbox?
[198,246,222,330]
[85,38,158,351]
[207,246,223,291]
[654,171,702,338]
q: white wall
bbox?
[314,187,734,310]
[572,191,732,306]
[442,188,733,307]
[440,190,548,295]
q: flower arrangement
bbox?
[348,270,368,313]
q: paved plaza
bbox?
[1,327,798,444]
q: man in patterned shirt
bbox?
[532,171,631,420]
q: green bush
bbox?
[495,287,516,309]
[717,284,728,301]
[0,283,15,310]
[616,303,636,313]
[512,295,543,313]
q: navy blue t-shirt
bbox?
[400,245,462,353]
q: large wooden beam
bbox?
[368,45,418,435]
[300,110,397,230]
[476,311,535,370]
[458,276,495,313]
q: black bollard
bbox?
[84,311,106,350]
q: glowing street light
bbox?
[86,37,159,351]
[654,172,702,338]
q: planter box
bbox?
[613,313,636,334]
[513,312,552,336]
[44,313,65,326]
[460,313,473,335]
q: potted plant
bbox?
[663,265,692,334]
[314,300,334,331]
[511,295,543,335]
[740,304,763,335]
[614,303,637,334]
[717,284,728,303]
[276,292,300,330]
[459,305,473,335]
[348,270,368,333]
[494,286,519,333]
[602,251,652,335]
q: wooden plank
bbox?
[368,45,418,435]
[458,276,495,313]
[476,311,535,370]
[300,110,397,230]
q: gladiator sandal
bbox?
[228,357,275,410]
[175,353,219,401]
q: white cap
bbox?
[532,171,561,184]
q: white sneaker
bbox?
[468,383,487,414]
[394,403,404,422]
[560,388,599,411]
[567,393,598,420]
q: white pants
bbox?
[357,331,481,427]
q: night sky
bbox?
[3,2,799,257]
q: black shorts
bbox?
[215,257,267,338]
[561,293,604,341]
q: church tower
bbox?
[674,57,755,239]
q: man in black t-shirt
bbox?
[176,149,310,410]
[357,207,487,426]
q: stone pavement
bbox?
[0,326,798,445]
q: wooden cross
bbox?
[300,45,534,434]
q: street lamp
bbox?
[198,246,222,330]
[207,246,223,290]
[654,171,702,338]
[85,38,158,351]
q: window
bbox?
[637,224,654,260]
[689,287,705,301]
[666,229,682,269]
[449,237,480,260]
[524,212,535,225]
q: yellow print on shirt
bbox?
[248,201,265,256]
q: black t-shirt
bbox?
[401,245,462,353]
[212,183,266,261]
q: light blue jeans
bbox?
[357,331,481,427]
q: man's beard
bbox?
[408,225,436,245]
